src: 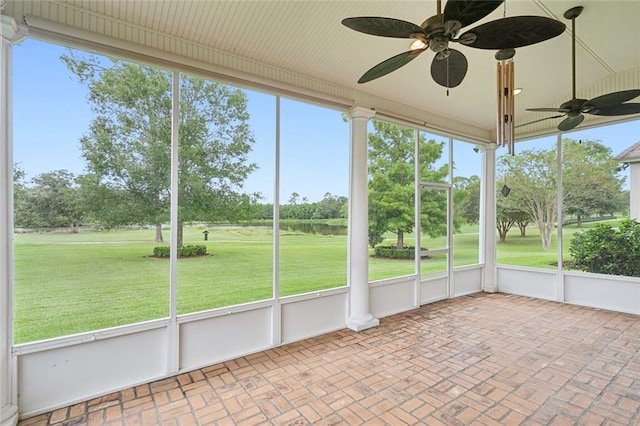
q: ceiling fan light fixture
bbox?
[410,39,428,50]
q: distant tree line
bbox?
[12,168,348,229]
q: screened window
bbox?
[278,98,349,296]
[176,75,275,314]
[452,140,482,267]
[13,40,170,342]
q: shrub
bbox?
[180,245,207,257]
[368,229,385,248]
[373,245,426,260]
[152,245,208,258]
[569,219,640,277]
[153,246,170,257]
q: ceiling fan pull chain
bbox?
[571,13,577,99]
[446,55,450,96]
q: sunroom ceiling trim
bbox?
[10,2,492,144]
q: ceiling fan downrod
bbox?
[564,6,583,100]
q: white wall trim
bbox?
[563,269,640,284]
[12,319,169,356]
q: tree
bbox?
[313,193,348,219]
[514,211,531,237]
[19,170,84,232]
[13,164,32,228]
[453,175,480,225]
[562,139,625,226]
[367,120,449,248]
[496,181,532,242]
[288,192,300,205]
[497,149,557,250]
[496,206,516,243]
[63,53,257,246]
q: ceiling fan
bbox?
[522,6,640,131]
[341,0,565,88]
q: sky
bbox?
[11,38,640,202]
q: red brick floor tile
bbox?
[17,415,49,426]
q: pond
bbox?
[221,221,348,236]
[279,222,347,236]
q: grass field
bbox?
[12,220,618,343]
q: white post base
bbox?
[346,317,380,332]
[0,404,18,426]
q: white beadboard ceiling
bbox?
[4,0,640,141]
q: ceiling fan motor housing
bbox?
[420,15,461,54]
[560,98,588,116]
[430,36,449,53]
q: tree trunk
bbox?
[576,215,583,227]
[496,217,514,243]
[396,230,404,249]
[155,224,163,242]
[177,223,184,248]
[540,234,551,251]
[517,222,527,237]
[539,223,553,251]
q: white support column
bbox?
[555,134,565,302]
[346,106,378,332]
[480,144,498,293]
[630,163,640,221]
[167,71,180,375]
[1,15,20,426]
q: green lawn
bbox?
[13,221,614,343]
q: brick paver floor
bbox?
[19,293,640,425]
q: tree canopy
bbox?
[453,175,480,225]
[562,139,626,224]
[14,169,84,232]
[367,120,451,248]
[62,53,257,245]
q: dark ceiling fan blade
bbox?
[588,103,640,116]
[430,49,468,88]
[460,16,566,49]
[526,107,571,113]
[341,17,425,38]
[443,0,504,28]
[558,115,584,131]
[358,49,424,84]
[584,90,640,110]
[515,114,566,128]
